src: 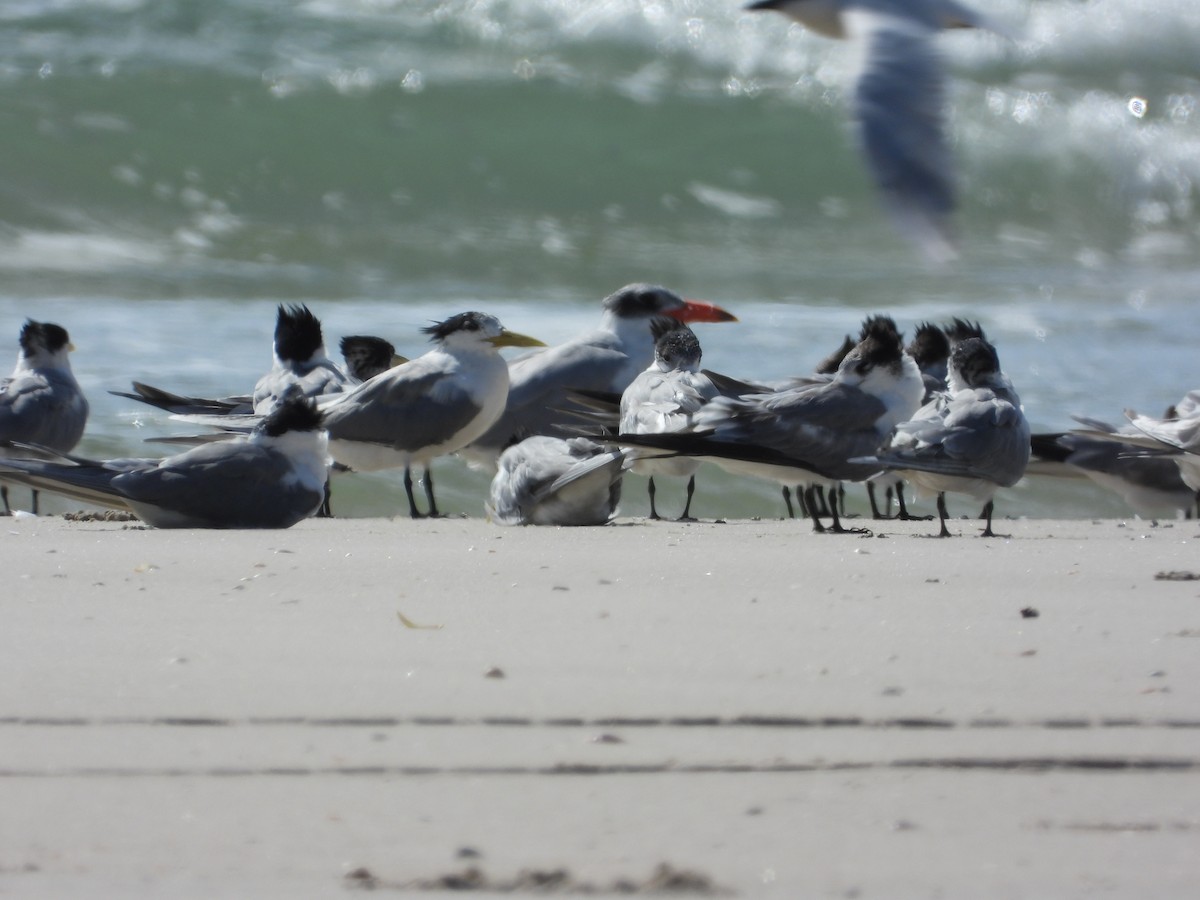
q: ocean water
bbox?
[2,0,1198,521]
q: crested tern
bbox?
[0,320,89,515]
[856,335,1029,537]
[0,396,328,529]
[320,311,544,518]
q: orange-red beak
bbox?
[667,299,738,323]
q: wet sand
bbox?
[2,515,1198,896]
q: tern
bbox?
[488,435,624,526]
[0,320,89,515]
[1075,406,1200,498]
[855,335,1029,537]
[462,284,736,470]
[0,396,328,529]
[1028,424,1195,519]
[619,323,720,521]
[611,316,924,533]
[320,311,544,518]
[338,334,405,382]
[746,0,1009,262]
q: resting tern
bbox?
[320,312,544,518]
[1075,406,1200,497]
[855,335,1029,537]
[488,435,623,526]
[462,284,736,470]
[0,396,328,529]
[619,323,720,521]
[746,0,1009,263]
[612,316,924,533]
[1028,424,1195,519]
[0,320,89,515]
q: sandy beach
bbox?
[1,514,1198,897]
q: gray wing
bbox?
[702,381,891,479]
[489,436,622,526]
[113,441,322,528]
[322,367,481,453]
[0,370,89,453]
[109,381,254,416]
[0,455,132,511]
[851,10,956,261]
[475,339,634,453]
[876,390,1030,485]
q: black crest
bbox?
[951,337,1000,387]
[260,395,325,437]
[944,317,986,344]
[422,311,490,342]
[907,321,951,368]
[274,304,325,363]
[19,320,71,356]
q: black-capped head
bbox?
[601,284,736,324]
[950,337,1001,388]
[19,320,71,357]
[814,334,855,375]
[422,311,496,342]
[602,283,686,319]
[907,321,951,369]
[858,314,902,344]
[274,304,325,363]
[339,334,397,381]
[944,317,986,345]
[842,316,905,376]
[259,394,325,438]
[654,324,702,370]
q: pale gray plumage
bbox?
[619,324,720,520]
[612,316,924,532]
[0,397,328,528]
[461,284,736,471]
[1028,423,1195,519]
[488,435,623,526]
[1,320,89,514]
[856,336,1029,536]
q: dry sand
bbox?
[1,514,1198,897]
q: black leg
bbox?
[678,475,697,521]
[813,485,831,518]
[979,499,996,537]
[781,486,795,519]
[647,476,660,520]
[804,485,826,533]
[867,481,883,519]
[1,484,11,515]
[403,467,422,519]
[895,482,932,521]
[796,486,809,519]
[936,493,952,538]
[31,488,40,516]
[423,466,442,518]
[317,477,333,518]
